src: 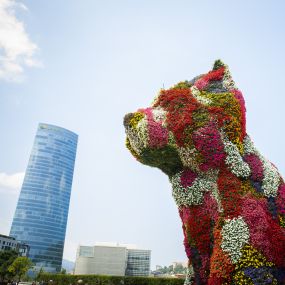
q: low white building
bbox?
[74,243,151,276]
[0,234,30,257]
[0,234,18,251]
[74,244,127,276]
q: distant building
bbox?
[74,245,127,276]
[0,234,30,257]
[172,261,188,269]
[126,249,151,276]
[155,265,162,271]
[10,123,78,273]
[0,234,18,251]
[74,243,151,277]
[18,243,30,257]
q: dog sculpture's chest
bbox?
[170,134,285,284]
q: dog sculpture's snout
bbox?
[123,112,134,128]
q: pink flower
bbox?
[192,122,225,171]
[243,153,264,181]
[241,195,285,265]
[180,169,197,188]
[195,78,208,90]
[140,108,169,148]
[204,192,219,222]
[148,120,168,148]
[277,184,285,215]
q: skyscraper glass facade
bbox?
[10,123,78,272]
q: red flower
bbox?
[194,67,225,91]
[243,153,264,181]
[217,167,242,219]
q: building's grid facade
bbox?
[74,244,151,277]
[10,123,78,272]
[126,249,151,276]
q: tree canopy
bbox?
[0,250,18,281]
[8,256,33,282]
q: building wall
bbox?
[126,249,151,276]
[0,234,18,251]
[10,123,78,272]
[18,243,30,257]
[74,245,127,276]
[0,234,30,257]
[74,245,151,277]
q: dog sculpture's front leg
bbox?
[179,203,214,285]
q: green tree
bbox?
[8,256,33,282]
[60,268,66,274]
[173,264,186,274]
[35,267,45,281]
[0,250,18,282]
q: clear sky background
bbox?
[1,0,285,269]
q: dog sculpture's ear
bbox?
[213,59,226,70]
[193,60,237,93]
[213,59,236,91]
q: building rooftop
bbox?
[0,234,16,240]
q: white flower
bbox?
[190,86,212,105]
[184,266,194,285]
[261,158,280,197]
[210,178,223,213]
[243,135,280,197]
[221,217,250,263]
[152,107,166,124]
[170,170,219,208]
[126,117,149,154]
[177,147,200,171]
[222,66,236,90]
[243,135,257,155]
[222,134,251,178]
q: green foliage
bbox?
[159,264,186,275]
[35,267,45,281]
[0,250,18,281]
[40,273,185,285]
[171,81,193,89]
[140,145,183,176]
[8,256,33,282]
[213,59,225,70]
[172,264,186,274]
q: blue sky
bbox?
[1,0,285,268]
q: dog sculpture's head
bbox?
[124,60,246,176]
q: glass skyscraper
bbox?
[10,123,78,272]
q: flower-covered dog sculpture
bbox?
[123,60,285,285]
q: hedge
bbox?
[40,274,185,285]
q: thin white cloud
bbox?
[0,0,41,81]
[0,172,24,193]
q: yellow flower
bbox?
[129,112,144,129]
